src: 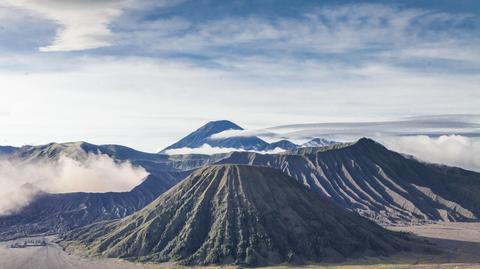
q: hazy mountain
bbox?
[0,171,188,241]
[0,146,18,156]
[266,139,298,150]
[161,120,300,153]
[161,120,267,152]
[207,135,270,150]
[217,138,480,225]
[7,141,217,173]
[302,138,339,147]
[63,165,418,266]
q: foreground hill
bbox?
[63,165,421,266]
[217,138,480,224]
[0,171,188,241]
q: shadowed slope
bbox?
[217,138,480,224]
[64,165,418,266]
[0,171,188,240]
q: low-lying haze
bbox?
[0,153,147,215]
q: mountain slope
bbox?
[217,138,480,224]
[63,165,418,266]
[0,171,188,240]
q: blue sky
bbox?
[0,0,479,154]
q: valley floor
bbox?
[1,222,480,269]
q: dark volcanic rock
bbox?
[64,165,417,266]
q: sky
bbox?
[0,0,479,153]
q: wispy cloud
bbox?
[164,144,285,155]
[3,0,126,51]
[210,129,277,140]
[115,4,480,69]
[0,0,182,52]
[211,115,480,142]
[4,1,478,66]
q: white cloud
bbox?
[0,153,148,215]
[2,0,125,51]
[164,144,285,155]
[1,0,185,52]
[210,129,276,140]
[381,135,480,172]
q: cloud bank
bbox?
[0,153,148,215]
[381,135,480,172]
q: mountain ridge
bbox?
[217,137,480,224]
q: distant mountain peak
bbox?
[161,120,271,153]
[353,137,386,150]
[203,119,243,129]
[266,139,298,150]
